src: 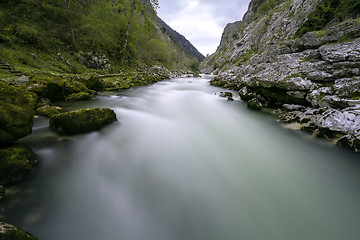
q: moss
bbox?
[28,73,66,101]
[337,32,357,43]
[209,79,228,88]
[313,29,330,38]
[0,81,37,144]
[299,58,309,63]
[0,144,38,185]
[77,75,104,91]
[35,105,63,118]
[49,108,117,135]
[1,229,38,240]
[235,49,258,66]
[0,223,38,240]
[65,92,91,101]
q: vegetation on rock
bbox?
[295,0,360,37]
[0,0,199,74]
[0,81,37,144]
[0,144,38,186]
[49,108,117,135]
[0,222,38,240]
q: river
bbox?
[2,75,360,240]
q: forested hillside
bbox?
[0,0,199,75]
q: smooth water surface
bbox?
[2,76,360,240]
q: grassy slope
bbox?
[0,0,198,79]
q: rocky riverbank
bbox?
[202,0,360,152]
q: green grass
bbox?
[295,0,360,38]
[0,0,198,74]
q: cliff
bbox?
[201,0,360,151]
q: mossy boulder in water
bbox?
[0,81,37,144]
[0,222,38,240]
[65,92,91,101]
[0,144,38,185]
[35,105,64,118]
[49,108,117,135]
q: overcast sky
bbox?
[157,0,251,56]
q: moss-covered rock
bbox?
[0,81,37,144]
[65,92,91,101]
[27,73,93,102]
[78,75,104,91]
[0,222,38,240]
[0,185,5,200]
[35,105,64,118]
[27,73,66,102]
[0,144,38,185]
[247,98,263,110]
[49,108,117,135]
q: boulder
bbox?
[12,75,29,85]
[337,134,360,152]
[247,98,262,110]
[216,92,234,100]
[0,222,38,240]
[0,81,37,144]
[65,92,90,101]
[0,144,38,185]
[27,74,66,102]
[35,105,64,118]
[49,108,117,135]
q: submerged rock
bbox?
[0,81,37,144]
[0,222,38,240]
[0,144,38,186]
[49,108,117,135]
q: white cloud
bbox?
[158,0,251,56]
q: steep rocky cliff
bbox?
[201,0,360,151]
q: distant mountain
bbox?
[139,0,205,62]
[155,16,205,62]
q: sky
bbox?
[157,0,252,56]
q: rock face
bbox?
[0,81,37,144]
[201,0,360,151]
[0,222,38,240]
[49,108,118,135]
[0,144,38,186]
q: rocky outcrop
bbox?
[0,81,37,144]
[74,51,111,71]
[217,21,244,51]
[49,108,117,135]
[0,144,38,186]
[0,222,38,240]
[201,0,360,151]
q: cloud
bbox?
[158,0,251,55]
